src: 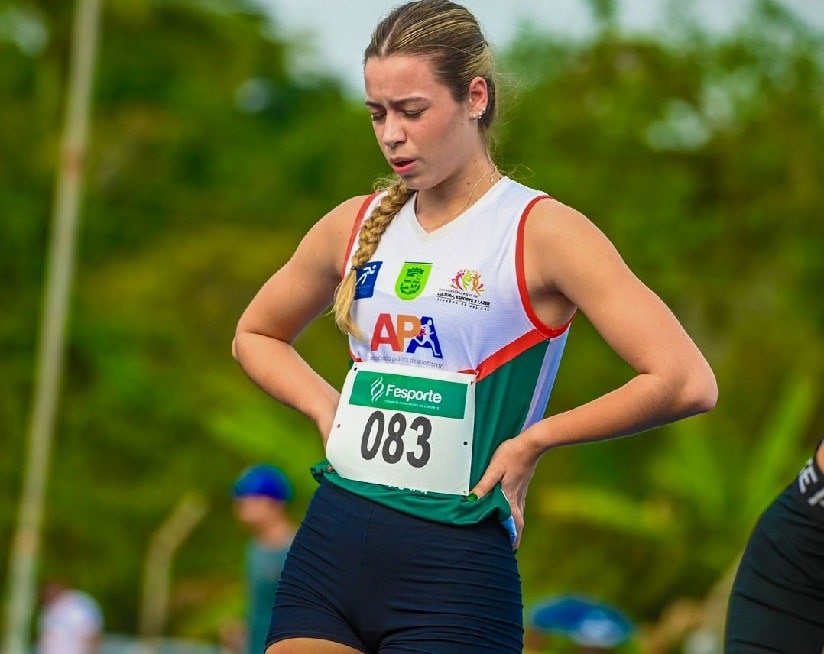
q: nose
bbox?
[381,113,405,149]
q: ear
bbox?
[467,76,489,117]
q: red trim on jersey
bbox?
[343,193,379,361]
[515,195,576,339]
[475,330,547,382]
[341,193,380,279]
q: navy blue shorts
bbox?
[266,480,523,653]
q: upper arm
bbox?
[235,195,367,343]
[525,201,709,378]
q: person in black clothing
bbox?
[725,440,824,652]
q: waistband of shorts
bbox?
[789,439,824,522]
[316,477,506,537]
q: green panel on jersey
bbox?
[313,338,555,528]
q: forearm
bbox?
[233,332,340,433]
[525,370,716,456]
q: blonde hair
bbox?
[334,180,414,339]
[333,1,498,338]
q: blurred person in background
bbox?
[233,1,717,652]
[37,580,103,654]
[725,439,824,652]
[233,464,296,654]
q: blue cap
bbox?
[232,465,292,502]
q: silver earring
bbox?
[472,109,486,121]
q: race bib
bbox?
[325,361,476,495]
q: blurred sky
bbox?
[255,0,824,96]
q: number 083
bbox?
[360,410,432,468]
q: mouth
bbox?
[390,158,416,174]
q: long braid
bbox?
[334,179,414,339]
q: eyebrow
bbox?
[365,97,429,109]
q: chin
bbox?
[397,173,422,190]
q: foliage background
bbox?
[2,0,822,650]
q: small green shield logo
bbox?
[395,262,432,300]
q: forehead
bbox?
[364,55,451,103]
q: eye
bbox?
[403,110,424,119]
[369,111,386,122]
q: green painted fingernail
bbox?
[467,493,478,501]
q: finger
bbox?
[468,463,504,500]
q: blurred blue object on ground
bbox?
[529,594,634,647]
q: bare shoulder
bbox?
[524,197,611,248]
[298,194,375,275]
[312,194,374,245]
[236,194,374,341]
[322,194,374,234]
[523,197,625,295]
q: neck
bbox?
[416,162,500,232]
[256,519,294,548]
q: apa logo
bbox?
[450,269,485,296]
[370,313,443,359]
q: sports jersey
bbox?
[312,177,572,529]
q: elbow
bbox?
[679,366,719,416]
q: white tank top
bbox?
[318,176,573,527]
